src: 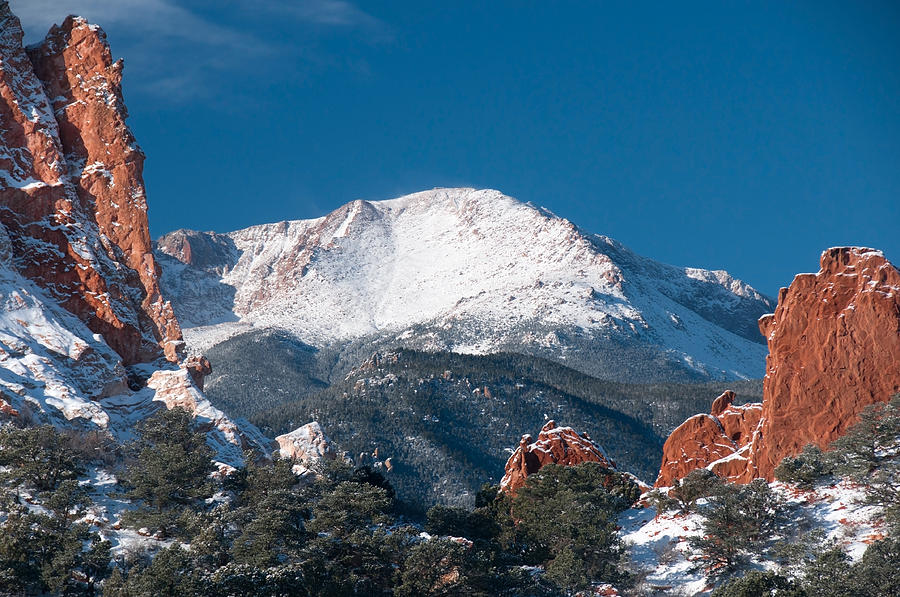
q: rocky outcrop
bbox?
[155,229,236,273]
[750,247,900,478]
[184,355,212,391]
[656,392,762,486]
[0,5,272,471]
[656,247,900,486]
[0,5,181,364]
[145,367,266,465]
[275,422,337,464]
[501,420,615,494]
[0,395,18,417]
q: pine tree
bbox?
[120,407,215,537]
[0,425,83,491]
[508,463,639,591]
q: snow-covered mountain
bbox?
[157,188,774,382]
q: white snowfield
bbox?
[160,188,773,380]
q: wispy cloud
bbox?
[10,0,242,45]
[8,0,389,103]
[262,0,385,29]
[10,0,385,42]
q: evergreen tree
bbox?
[667,468,725,513]
[508,463,639,592]
[850,537,900,597]
[119,407,215,537]
[230,458,309,567]
[828,395,900,533]
[690,480,789,578]
[774,444,834,488]
[395,538,470,597]
[800,545,854,597]
[0,425,83,491]
[711,570,804,597]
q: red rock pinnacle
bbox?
[657,247,900,486]
[0,6,182,364]
[501,420,616,494]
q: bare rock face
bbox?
[656,247,900,485]
[500,420,615,494]
[276,422,337,464]
[750,247,900,478]
[145,368,262,462]
[155,229,236,273]
[0,6,181,364]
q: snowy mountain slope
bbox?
[157,188,774,381]
[0,224,267,466]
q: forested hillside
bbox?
[205,344,761,510]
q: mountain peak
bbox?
[157,187,774,382]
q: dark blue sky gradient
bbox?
[14,1,900,296]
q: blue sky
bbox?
[12,1,900,296]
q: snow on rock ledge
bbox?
[276,422,337,465]
[146,367,256,467]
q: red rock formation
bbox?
[750,247,900,478]
[0,6,181,364]
[0,396,18,417]
[184,355,212,391]
[656,392,762,486]
[657,247,900,486]
[501,420,615,494]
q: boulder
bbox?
[276,422,337,464]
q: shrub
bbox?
[690,480,789,577]
[668,468,725,512]
[0,425,83,491]
[851,537,900,597]
[712,570,804,597]
[774,444,834,488]
[426,504,498,541]
[828,395,900,533]
[800,545,853,597]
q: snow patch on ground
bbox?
[620,480,886,595]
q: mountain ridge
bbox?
[157,187,774,382]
